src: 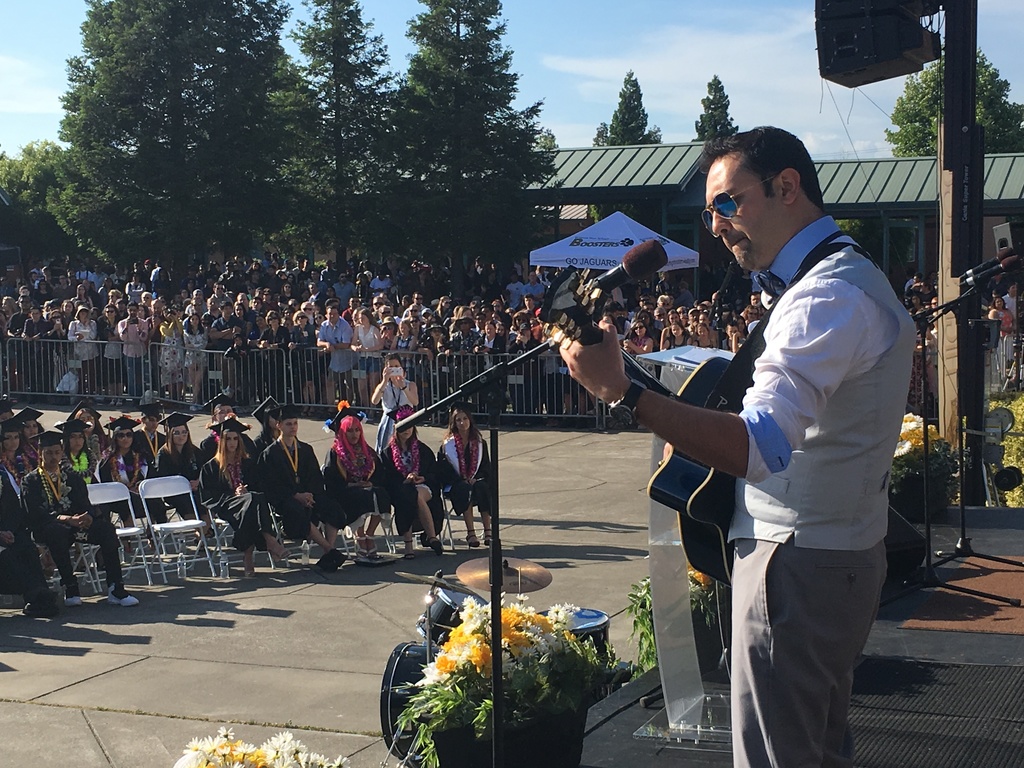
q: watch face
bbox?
[608,403,635,429]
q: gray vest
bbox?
[732,246,916,550]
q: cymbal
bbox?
[395,571,479,597]
[456,557,553,593]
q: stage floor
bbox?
[582,507,1024,768]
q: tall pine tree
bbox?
[289,0,395,263]
[593,71,661,146]
[56,0,291,270]
[393,0,553,294]
[694,74,737,141]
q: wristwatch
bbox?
[608,381,647,427]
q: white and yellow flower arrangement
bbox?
[398,596,609,768]
[173,728,349,768]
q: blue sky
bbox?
[1,0,1022,160]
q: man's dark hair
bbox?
[325,299,341,310]
[698,126,825,211]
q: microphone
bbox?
[960,248,1019,287]
[586,239,669,295]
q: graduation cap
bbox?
[325,400,365,433]
[252,396,279,424]
[202,393,235,413]
[54,419,89,436]
[1,414,25,436]
[70,399,100,419]
[37,431,65,448]
[108,415,141,434]
[139,402,164,419]
[160,412,193,430]
[0,396,14,418]
[268,403,302,422]
[449,401,473,415]
[210,417,250,436]
[15,408,44,424]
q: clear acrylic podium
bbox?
[633,348,733,751]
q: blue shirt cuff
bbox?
[739,407,792,474]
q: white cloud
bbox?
[535,6,917,158]
[0,55,64,114]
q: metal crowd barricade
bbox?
[434,350,600,428]
[3,335,603,430]
[6,337,127,405]
[150,342,291,411]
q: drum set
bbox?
[378,558,614,763]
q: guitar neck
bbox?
[621,350,676,398]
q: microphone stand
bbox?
[396,340,557,768]
[882,288,1020,607]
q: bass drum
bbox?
[380,642,432,758]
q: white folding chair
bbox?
[88,481,152,586]
[138,476,216,581]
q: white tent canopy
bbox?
[529,211,699,271]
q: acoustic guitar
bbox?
[539,266,736,585]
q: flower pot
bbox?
[432,706,587,768]
[889,474,948,524]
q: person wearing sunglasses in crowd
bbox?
[24,430,140,607]
[558,127,915,768]
[98,416,148,526]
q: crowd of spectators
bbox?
[0,253,717,423]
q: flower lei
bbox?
[20,443,38,471]
[115,450,143,486]
[1,454,23,483]
[333,435,374,482]
[68,450,93,482]
[390,436,420,476]
[453,432,480,482]
[227,460,242,490]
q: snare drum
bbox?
[416,587,478,645]
[380,642,432,758]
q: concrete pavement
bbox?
[0,411,653,768]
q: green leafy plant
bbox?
[398,596,612,768]
[627,571,718,675]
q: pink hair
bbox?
[333,414,373,465]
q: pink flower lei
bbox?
[453,432,480,481]
[389,407,420,476]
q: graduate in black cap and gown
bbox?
[0,396,15,423]
[323,402,390,561]
[23,431,139,607]
[58,419,96,485]
[381,405,445,558]
[97,416,147,525]
[133,402,166,467]
[198,418,289,576]
[152,412,207,524]
[196,394,257,466]
[0,449,58,617]
[252,396,280,456]
[0,414,28,496]
[15,407,44,474]
[257,403,347,571]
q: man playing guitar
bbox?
[559,127,914,768]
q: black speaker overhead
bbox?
[816,0,941,88]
